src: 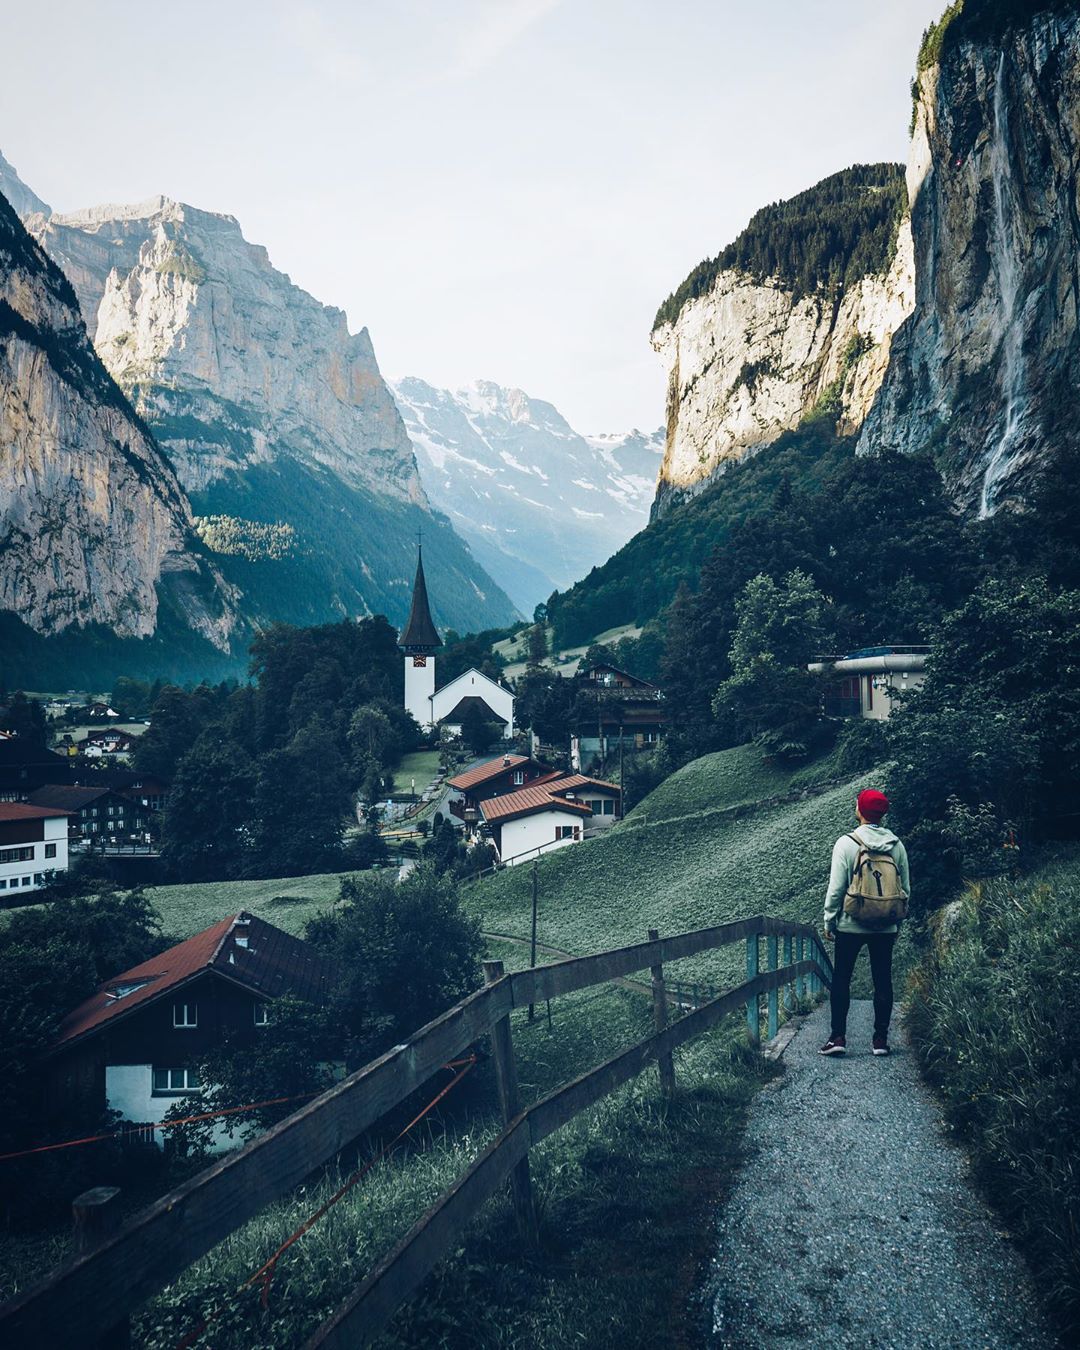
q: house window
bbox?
[33,874,44,886]
[602,799,615,815]
[513,770,524,785]
[152,1067,201,1094]
[173,1002,198,1028]
[91,808,99,818]
[0,879,6,889]
[44,843,57,859]
[0,847,33,863]
[556,826,576,840]
[21,876,31,886]
[254,1003,269,1026]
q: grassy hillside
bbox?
[545,424,850,648]
[145,873,348,937]
[467,745,898,989]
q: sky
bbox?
[2,0,945,433]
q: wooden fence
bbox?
[0,916,832,1350]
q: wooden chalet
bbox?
[46,912,342,1143]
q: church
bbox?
[398,550,515,739]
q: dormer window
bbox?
[513,770,524,785]
[105,978,151,1002]
[235,935,249,948]
[173,1002,197,1028]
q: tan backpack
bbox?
[842,833,909,929]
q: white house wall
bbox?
[499,809,581,866]
[0,815,69,898]
[105,1064,236,1151]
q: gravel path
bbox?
[704,999,1058,1349]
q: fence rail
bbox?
[0,916,832,1350]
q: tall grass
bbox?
[906,856,1080,1339]
[135,980,772,1349]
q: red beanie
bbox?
[858,789,890,822]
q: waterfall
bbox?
[979,51,1028,518]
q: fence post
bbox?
[767,931,779,1039]
[72,1187,130,1349]
[482,961,539,1246]
[796,935,805,1000]
[648,929,676,1099]
[528,862,539,1023]
[745,932,759,1047]
[782,934,793,1014]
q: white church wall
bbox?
[404,655,436,728]
[430,669,514,738]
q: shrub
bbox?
[907,869,1080,1338]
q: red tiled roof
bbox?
[0,801,72,822]
[480,784,593,824]
[548,775,620,796]
[53,912,342,1050]
[447,754,530,791]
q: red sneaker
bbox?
[819,1035,846,1056]
[872,1035,890,1056]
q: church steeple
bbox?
[398,546,443,653]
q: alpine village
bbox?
[1,3,1078,1348]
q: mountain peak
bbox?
[0,149,51,221]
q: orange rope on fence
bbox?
[0,1091,321,1163]
[176,1055,478,1350]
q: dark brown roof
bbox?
[27,784,115,811]
[398,548,443,650]
[54,912,342,1050]
[439,696,503,725]
[0,802,72,822]
[480,784,593,824]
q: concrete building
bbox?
[0,802,72,898]
[808,646,929,721]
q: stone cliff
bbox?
[650,166,915,516]
[859,2,1080,515]
[25,192,516,633]
[34,198,423,501]
[0,190,237,650]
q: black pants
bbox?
[830,931,896,1038]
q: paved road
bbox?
[705,999,1058,1349]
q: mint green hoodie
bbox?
[823,824,910,936]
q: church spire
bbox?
[398,546,443,651]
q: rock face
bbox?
[35,198,422,499]
[28,194,516,632]
[0,151,50,222]
[859,6,1080,515]
[0,189,237,649]
[651,203,914,517]
[393,376,662,611]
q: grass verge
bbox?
[906,845,1080,1341]
[133,961,778,1349]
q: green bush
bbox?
[907,866,1080,1338]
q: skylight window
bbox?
[105,979,151,1001]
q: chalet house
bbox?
[808,646,929,721]
[124,775,171,814]
[27,784,152,842]
[78,729,138,759]
[0,737,73,801]
[46,912,342,1146]
[0,802,72,899]
[446,754,558,826]
[478,773,621,867]
[571,663,667,771]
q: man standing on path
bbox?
[819,788,909,1058]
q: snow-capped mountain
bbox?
[392,377,663,612]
